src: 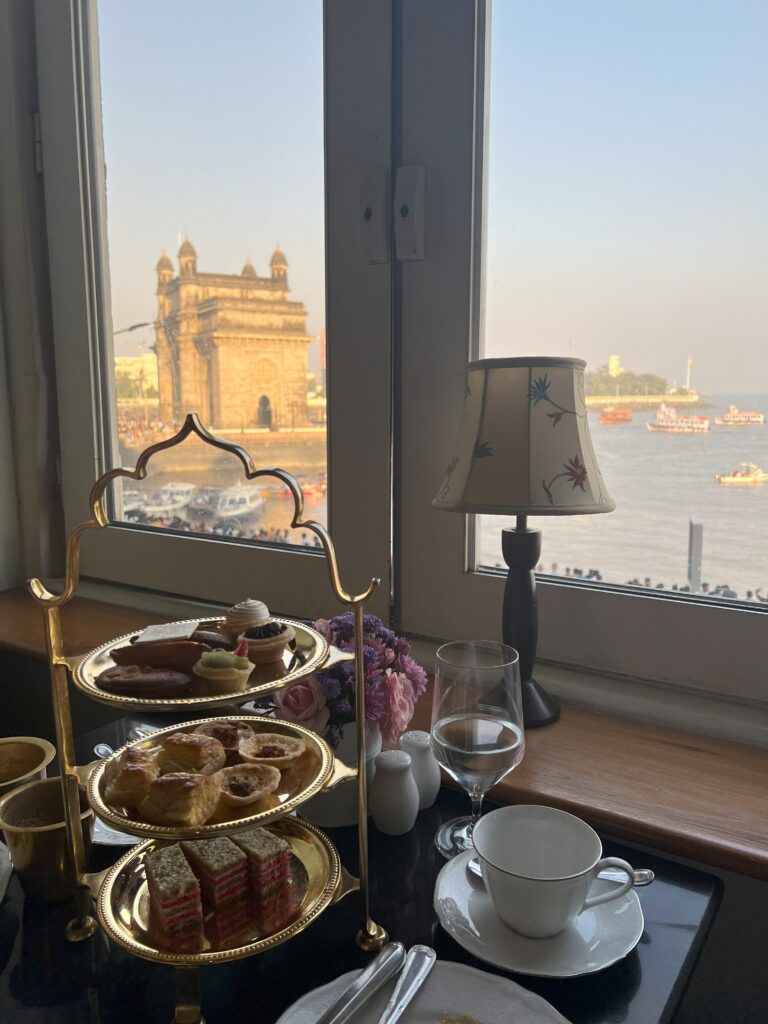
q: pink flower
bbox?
[397,653,428,698]
[273,677,330,735]
[379,669,415,745]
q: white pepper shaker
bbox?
[400,730,442,809]
[369,750,420,835]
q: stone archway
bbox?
[257,395,273,427]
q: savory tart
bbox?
[213,763,281,807]
[239,732,305,769]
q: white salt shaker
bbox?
[369,750,420,835]
[400,730,442,809]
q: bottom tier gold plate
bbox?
[97,818,344,965]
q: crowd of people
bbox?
[125,510,324,547]
[536,564,765,602]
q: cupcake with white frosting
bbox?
[223,599,271,639]
[232,600,295,665]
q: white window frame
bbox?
[395,0,768,707]
[33,0,393,621]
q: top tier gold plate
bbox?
[71,616,333,712]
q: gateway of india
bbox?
[155,239,310,430]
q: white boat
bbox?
[142,481,197,517]
[188,485,223,517]
[121,488,145,515]
[715,463,768,485]
[211,483,265,520]
[647,404,710,433]
[714,404,765,426]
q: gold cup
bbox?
[0,776,94,902]
[0,736,56,797]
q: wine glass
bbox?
[430,640,525,858]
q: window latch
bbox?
[360,167,389,264]
[394,165,425,262]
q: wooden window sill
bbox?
[3,588,766,880]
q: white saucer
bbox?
[276,959,569,1023]
[434,851,644,978]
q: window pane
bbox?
[479,2,768,601]
[102,0,327,545]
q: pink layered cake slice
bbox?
[231,827,292,929]
[144,843,203,937]
[180,836,248,911]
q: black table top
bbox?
[0,717,722,1024]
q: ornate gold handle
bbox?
[332,865,360,904]
[324,758,358,791]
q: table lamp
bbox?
[433,356,615,727]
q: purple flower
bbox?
[397,653,428,698]
[318,674,341,699]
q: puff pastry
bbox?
[238,732,305,769]
[156,732,226,776]
[103,746,159,808]
[138,772,221,827]
[213,763,281,807]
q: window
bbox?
[35,0,392,618]
[34,0,766,707]
[397,1,767,704]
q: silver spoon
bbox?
[467,856,654,887]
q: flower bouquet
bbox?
[272,613,428,749]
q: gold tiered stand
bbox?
[27,413,388,1023]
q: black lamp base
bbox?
[521,677,560,728]
[502,521,561,730]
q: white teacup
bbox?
[473,804,635,939]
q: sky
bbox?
[100,1,766,392]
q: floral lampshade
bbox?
[433,357,615,515]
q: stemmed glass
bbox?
[430,641,525,858]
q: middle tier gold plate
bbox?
[71,616,332,712]
[97,818,343,965]
[88,717,335,840]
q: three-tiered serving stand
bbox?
[27,414,388,1023]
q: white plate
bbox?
[434,851,644,979]
[277,959,570,1023]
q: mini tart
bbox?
[238,622,296,665]
[193,721,255,765]
[213,763,281,807]
[192,650,254,695]
[238,732,306,769]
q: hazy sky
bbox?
[101,1,766,392]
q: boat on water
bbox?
[142,481,197,517]
[188,485,223,517]
[715,463,768,485]
[599,406,632,425]
[647,404,710,434]
[210,483,265,520]
[714,404,765,427]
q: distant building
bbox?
[155,240,311,429]
[607,354,624,378]
[114,353,159,391]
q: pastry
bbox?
[208,902,251,948]
[144,843,203,937]
[212,763,281,807]
[231,827,292,928]
[103,746,159,808]
[223,599,271,639]
[180,836,248,910]
[192,645,254,696]
[193,721,253,765]
[156,732,226,776]
[110,639,211,674]
[237,603,295,664]
[192,629,233,650]
[238,732,306,769]
[95,665,192,698]
[139,773,221,827]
